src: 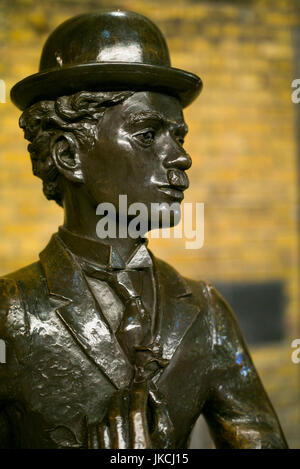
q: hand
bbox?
[86,381,174,449]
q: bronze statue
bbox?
[0,10,287,449]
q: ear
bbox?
[51,132,84,183]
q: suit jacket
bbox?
[0,234,287,448]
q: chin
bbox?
[148,203,182,230]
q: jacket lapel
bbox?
[152,257,200,362]
[39,235,199,388]
[39,234,133,390]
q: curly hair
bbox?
[19,90,134,206]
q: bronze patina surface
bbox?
[0,10,287,449]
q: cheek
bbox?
[80,143,134,197]
[82,158,105,189]
[82,133,162,198]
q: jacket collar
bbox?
[58,226,152,270]
[39,234,199,388]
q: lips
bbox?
[158,169,189,200]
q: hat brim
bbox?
[10,62,202,111]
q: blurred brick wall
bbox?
[0,0,299,447]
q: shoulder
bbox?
[175,271,254,379]
[154,255,228,311]
[154,256,208,303]
[154,256,244,343]
[204,282,247,344]
[0,261,47,337]
[1,261,45,298]
[185,279,245,347]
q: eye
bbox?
[134,130,155,146]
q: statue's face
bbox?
[80,91,191,228]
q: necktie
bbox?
[110,269,153,363]
[82,263,169,381]
[82,265,152,362]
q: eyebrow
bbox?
[126,111,188,133]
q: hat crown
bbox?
[11,10,202,111]
[39,10,171,72]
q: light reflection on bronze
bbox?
[0,10,288,449]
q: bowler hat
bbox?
[10,10,202,110]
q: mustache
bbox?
[167,169,189,190]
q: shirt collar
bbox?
[58,226,152,270]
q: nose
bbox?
[162,139,192,171]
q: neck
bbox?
[62,185,143,262]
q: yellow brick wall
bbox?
[0,0,299,447]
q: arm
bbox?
[202,284,288,449]
[0,278,21,448]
